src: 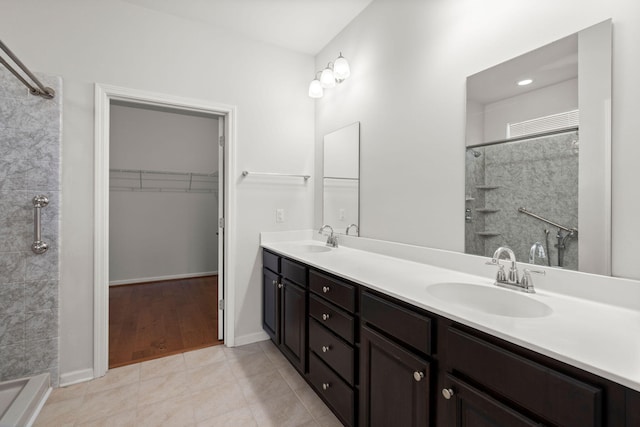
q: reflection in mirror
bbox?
[465,131,579,269]
[323,122,360,235]
[464,20,611,274]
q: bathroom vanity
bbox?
[261,236,640,426]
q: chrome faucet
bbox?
[529,242,547,265]
[486,246,544,293]
[492,246,519,284]
[345,223,359,236]
[318,224,338,248]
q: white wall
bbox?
[323,179,359,231]
[483,78,578,142]
[314,0,640,280]
[0,0,314,380]
[109,104,219,283]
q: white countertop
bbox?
[261,235,640,392]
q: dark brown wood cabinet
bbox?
[262,250,307,373]
[280,278,306,371]
[308,269,358,426]
[262,267,279,342]
[360,325,431,427]
[443,327,603,427]
[262,250,638,426]
[443,374,540,427]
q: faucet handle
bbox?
[485,258,499,266]
[520,268,545,293]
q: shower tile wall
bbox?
[465,132,578,270]
[0,68,61,386]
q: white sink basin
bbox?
[426,282,552,318]
[278,243,332,254]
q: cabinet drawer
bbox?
[263,250,280,273]
[282,258,307,287]
[361,291,432,355]
[309,270,355,312]
[309,319,354,385]
[308,352,354,427]
[447,328,602,427]
[309,294,354,343]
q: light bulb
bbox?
[320,66,336,88]
[308,79,323,98]
[333,53,350,82]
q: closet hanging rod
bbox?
[0,39,55,99]
[242,171,310,180]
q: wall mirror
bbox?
[464,20,611,275]
[323,122,360,236]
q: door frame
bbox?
[93,83,237,378]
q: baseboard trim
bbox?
[59,368,95,387]
[109,271,218,286]
[233,331,270,347]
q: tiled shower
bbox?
[0,68,61,386]
[465,131,579,270]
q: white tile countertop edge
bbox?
[260,230,640,392]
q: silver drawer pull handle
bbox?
[322,345,331,353]
[322,313,330,321]
[442,388,455,400]
[322,286,330,293]
[413,371,424,382]
[31,195,49,254]
[322,382,331,390]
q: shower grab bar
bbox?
[31,195,49,254]
[0,39,55,99]
[242,171,310,180]
[517,207,578,234]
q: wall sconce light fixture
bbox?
[309,52,350,98]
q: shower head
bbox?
[467,149,482,158]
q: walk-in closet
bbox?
[108,102,222,367]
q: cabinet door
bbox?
[280,279,306,372]
[443,375,540,427]
[360,325,430,427]
[262,267,280,343]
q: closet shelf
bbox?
[110,168,218,193]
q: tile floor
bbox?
[35,341,343,427]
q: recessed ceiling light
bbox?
[518,79,533,86]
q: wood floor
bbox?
[109,275,222,368]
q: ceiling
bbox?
[122,0,373,55]
[467,33,578,105]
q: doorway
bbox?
[108,102,222,367]
[94,85,237,378]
